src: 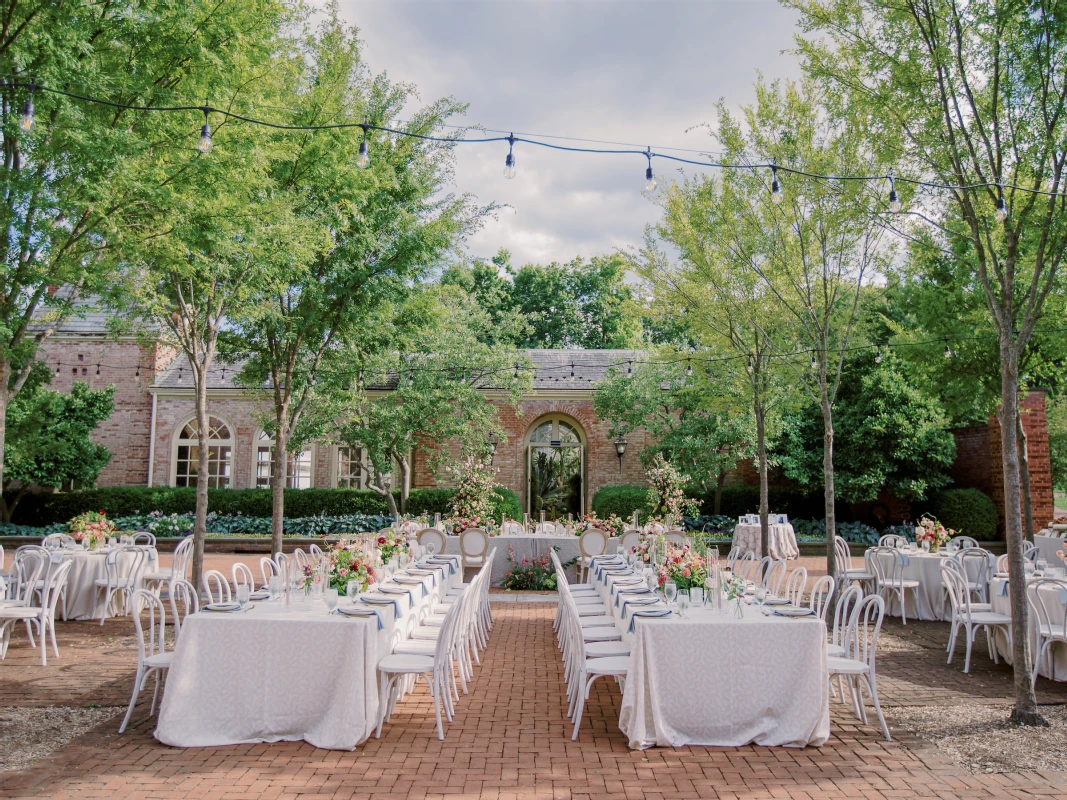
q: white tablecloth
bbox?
[990,575,1067,682]
[60,547,158,621]
[731,523,799,560]
[155,555,459,749]
[864,548,993,622]
[1035,533,1066,566]
[591,558,829,749]
[443,534,619,586]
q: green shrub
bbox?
[918,488,1000,540]
[489,487,522,521]
[591,485,652,520]
[690,483,829,520]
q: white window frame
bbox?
[170,415,235,489]
[333,444,368,489]
[254,430,315,489]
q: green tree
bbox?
[2,378,114,522]
[0,0,277,504]
[775,350,956,504]
[790,0,1067,723]
[1050,392,1067,494]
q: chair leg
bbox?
[150,671,161,715]
[430,673,444,741]
[571,679,587,740]
[49,615,59,658]
[38,619,47,666]
[964,624,975,673]
[375,674,394,738]
[119,666,144,733]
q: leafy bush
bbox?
[591,484,652,519]
[790,518,880,545]
[683,514,735,533]
[917,488,1000,540]
[500,546,577,591]
[689,484,828,520]
[11,485,521,528]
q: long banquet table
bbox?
[443,533,619,586]
[155,555,461,750]
[591,557,830,749]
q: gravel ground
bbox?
[0,706,121,773]
[875,630,926,653]
[887,704,1067,774]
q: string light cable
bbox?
[6,80,1065,203]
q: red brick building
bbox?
[38,316,1053,526]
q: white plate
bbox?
[204,602,243,612]
[774,607,814,617]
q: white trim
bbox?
[146,392,157,487]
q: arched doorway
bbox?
[526,414,585,520]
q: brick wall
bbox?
[985,390,1055,530]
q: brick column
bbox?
[986,389,1054,532]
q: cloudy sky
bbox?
[336,1,802,266]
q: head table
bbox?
[591,556,829,749]
[442,532,622,586]
[154,554,461,750]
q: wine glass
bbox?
[646,570,658,592]
[1036,558,1048,576]
[324,587,339,615]
[269,576,283,601]
[664,580,677,605]
[755,586,768,611]
[236,583,250,609]
[347,579,360,603]
[677,591,690,618]
[399,551,410,570]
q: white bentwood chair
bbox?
[202,570,232,604]
[809,575,836,621]
[143,535,193,595]
[835,536,875,589]
[168,579,199,639]
[0,557,72,665]
[827,593,891,741]
[94,546,150,625]
[956,548,993,603]
[782,566,808,606]
[232,562,256,594]
[1027,578,1067,689]
[259,556,279,589]
[878,534,908,548]
[867,545,921,624]
[941,563,1012,673]
[119,590,174,733]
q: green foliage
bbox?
[499,547,577,591]
[916,488,1000,541]
[591,485,653,520]
[776,351,956,503]
[2,381,116,521]
[1049,393,1067,493]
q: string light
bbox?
[874,345,882,364]
[569,362,575,382]
[95,363,100,375]
[644,148,656,192]
[514,363,519,379]
[460,370,466,384]
[177,368,184,383]
[995,185,1008,221]
[888,173,900,213]
[627,360,633,378]
[770,165,783,204]
[19,82,35,131]
[357,122,370,169]
[686,358,693,378]
[504,133,516,179]
[746,355,754,374]
[944,342,953,359]
[810,352,818,370]
[197,107,212,154]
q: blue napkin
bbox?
[337,606,384,629]
[616,587,652,607]
[361,595,401,615]
[621,596,661,615]
[628,608,672,632]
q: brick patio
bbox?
[2,596,1067,799]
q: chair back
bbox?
[619,530,641,552]
[8,547,46,605]
[578,528,608,560]
[940,562,977,620]
[879,534,908,548]
[460,528,489,561]
[1021,540,1038,562]
[202,569,232,604]
[866,545,907,590]
[956,548,992,591]
[232,562,256,592]
[105,546,149,591]
[433,584,467,667]
[732,550,757,581]
[763,559,787,594]
[131,532,156,547]
[753,555,773,585]
[0,543,4,572]
[664,531,687,547]
[259,556,279,588]
[808,574,836,620]
[948,535,979,552]
[417,528,447,555]
[834,535,855,572]
[169,579,199,638]
[832,583,864,649]
[42,533,76,550]
[293,549,310,571]
[131,589,167,667]
[782,565,807,605]
[170,536,194,581]
[273,552,291,573]
[308,543,325,563]
[40,558,74,615]
[1026,578,1067,640]
[842,593,886,669]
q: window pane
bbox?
[256,446,273,488]
[336,446,362,488]
[287,449,312,489]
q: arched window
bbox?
[173,416,234,488]
[525,414,585,520]
[255,431,314,489]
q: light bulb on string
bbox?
[644,148,656,192]
[686,358,693,378]
[770,165,783,204]
[19,82,35,131]
[177,368,184,383]
[995,185,1008,221]
[514,364,519,379]
[95,364,100,376]
[357,123,370,169]
[888,174,900,213]
[460,370,466,384]
[569,362,575,382]
[874,346,882,364]
[944,342,953,359]
[504,133,516,179]
[746,355,754,374]
[810,353,818,371]
[55,362,60,374]
[627,360,633,378]
[197,108,212,154]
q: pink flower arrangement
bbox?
[914,515,953,548]
[67,510,116,548]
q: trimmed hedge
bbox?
[591,485,653,520]
[691,483,833,520]
[916,487,1000,540]
[11,485,523,527]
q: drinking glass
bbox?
[236,584,250,608]
[399,551,410,570]
[646,570,658,592]
[691,587,704,605]
[677,591,690,618]
[426,541,437,556]
[922,540,930,553]
[664,580,677,605]
[755,586,768,611]
[324,588,339,614]
[269,576,283,601]
[347,579,360,602]
[1036,558,1048,576]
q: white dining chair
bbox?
[782,566,808,606]
[231,562,256,593]
[0,558,72,665]
[809,575,836,621]
[577,528,608,583]
[417,528,447,555]
[835,536,875,589]
[878,534,908,548]
[664,530,687,547]
[829,583,864,658]
[947,535,979,552]
[273,551,291,574]
[459,528,489,571]
[308,543,325,564]
[202,570,232,604]
[618,530,641,552]
[956,548,993,603]
[827,593,891,741]
[1021,540,1038,562]
[259,556,279,588]
[119,590,173,733]
[168,578,199,639]
[732,551,757,582]
[131,532,156,547]
[996,553,1010,573]
[867,545,921,624]
[143,535,193,596]
[1027,578,1067,689]
[763,559,787,595]
[94,546,149,625]
[941,563,1012,673]
[42,533,76,550]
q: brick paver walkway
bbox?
[2,601,1067,799]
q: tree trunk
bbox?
[999,343,1046,726]
[1,486,27,524]
[398,457,410,516]
[0,370,8,517]
[1017,409,1034,543]
[270,428,287,557]
[756,402,769,560]
[190,374,211,590]
[821,387,838,587]
[713,472,725,515]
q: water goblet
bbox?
[324,587,339,615]
[1036,558,1048,576]
[269,576,283,601]
[236,583,250,609]
[399,551,410,570]
[677,591,690,618]
[347,579,360,603]
[646,570,658,592]
[755,586,768,612]
[664,580,677,605]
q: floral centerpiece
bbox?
[1049,515,1067,531]
[68,510,116,549]
[654,543,707,591]
[443,515,491,534]
[646,455,701,521]
[581,512,626,537]
[629,537,653,564]
[303,540,377,593]
[723,569,747,617]
[914,515,954,552]
[376,529,410,563]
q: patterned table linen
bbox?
[731,524,799,560]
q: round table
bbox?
[58,547,158,621]
[989,575,1067,682]
[731,523,799,560]
[864,548,994,622]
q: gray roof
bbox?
[153,348,646,391]
[32,290,156,337]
